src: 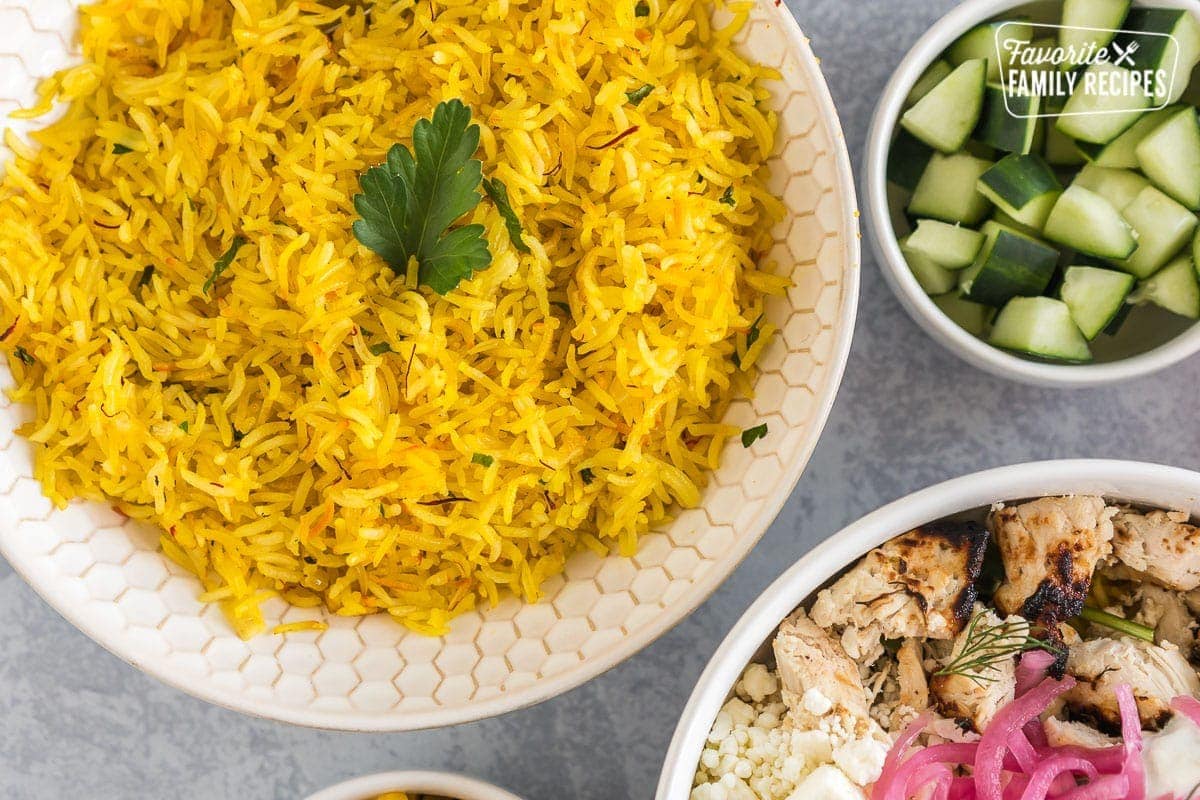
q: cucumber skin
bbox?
[964,230,1059,307]
[978,154,1060,206]
[888,130,935,193]
[974,86,1039,154]
[977,154,1062,229]
[1113,8,1200,104]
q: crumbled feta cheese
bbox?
[831,737,888,786]
[785,765,866,800]
[740,663,779,703]
[692,664,878,800]
[801,688,833,716]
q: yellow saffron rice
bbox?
[0,0,786,637]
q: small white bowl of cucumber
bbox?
[866,0,1200,386]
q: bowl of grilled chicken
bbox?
[659,460,1200,800]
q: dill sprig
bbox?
[934,611,1063,687]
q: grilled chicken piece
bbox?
[1044,716,1119,749]
[1137,585,1199,654]
[1111,509,1200,592]
[773,609,872,728]
[929,610,1018,732]
[1063,636,1200,731]
[991,496,1116,628]
[896,638,929,712]
[809,522,989,643]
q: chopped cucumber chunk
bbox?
[1056,63,1152,144]
[888,130,935,193]
[901,236,958,294]
[949,20,1032,81]
[908,152,994,225]
[1111,186,1197,279]
[933,292,994,337]
[901,59,987,153]
[906,60,953,107]
[1129,254,1200,318]
[1043,185,1138,259]
[1044,120,1086,166]
[1059,265,1135,339]
[1076,106,1175,168]
[989,209,1044,239]
[1134,106,1200,210]
[1060,0,1130,68]
[1070,165,1149,212]
[974,85,1040,154]
[977,153,1062,230]
[906,220,986,269]
[961,228,1059,306]
[1113,8,1200,104]
[989,296,1093,362]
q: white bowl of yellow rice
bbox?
[0,0,858,730]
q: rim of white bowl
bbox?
[306,771,525,800]
[864,0,1200,388]
[655,458,1200,798]
[0,2,860,733]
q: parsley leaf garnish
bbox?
[472,453,495,467]
[12,346,34,366]
[626,84,653,105]
[112,143,134,155]
[369,341,394,356]
[482,177,530,254]
[635,1,650,16]
[741,424,767,448]
[579,467,596,485]
[352,99,492,295]
[179,421,190,433]
[203,235,249,294]
[732,314,763,368]
[719,186,736,207]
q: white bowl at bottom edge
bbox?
[655,458,1200,799]
[306,771,525,800]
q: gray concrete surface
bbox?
[4,1,1199,797]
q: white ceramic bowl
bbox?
[0,1,859,729]
[307,771,524,800]
[655,458,1200,798]
[865,0,1200,388]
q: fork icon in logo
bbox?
[1110,40,1141,67]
